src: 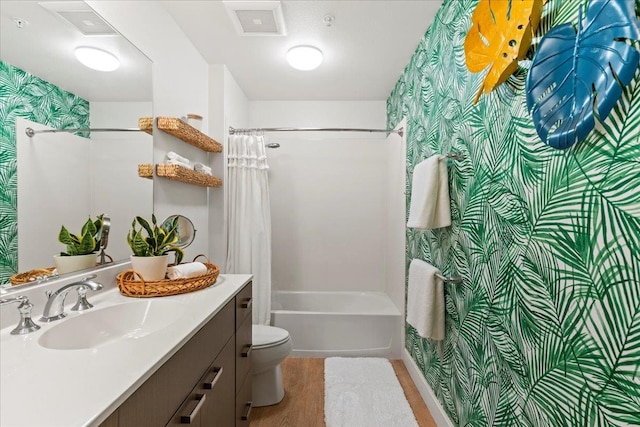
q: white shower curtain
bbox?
[226,134,272,325]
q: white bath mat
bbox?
[324,357,419,427]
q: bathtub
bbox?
[271,291,402,358]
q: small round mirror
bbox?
[162,215,197,248]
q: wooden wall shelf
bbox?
[137,117,222,153]
[138,164,153,179]
[137,163,222,188]
[138,117,153,135]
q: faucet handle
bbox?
[0,296,41,335]
[71,285,94,312]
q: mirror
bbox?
[0,1,153,288]
[163,215,197,249]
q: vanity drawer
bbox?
[235,313,253,394]
[236,374,253,427]
[118,300,234,427]
[235,282,253,328]
[166,336,235,426]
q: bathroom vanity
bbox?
[0,271,253,427]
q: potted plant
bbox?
[126,214,184,281]
[54,215,103,274]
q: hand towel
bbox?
[166,151,189,164]
[193,162,212,175]
[406,259,445,340]
[167,159,193,169]
[166,262,207,280]
[407,155,451,229]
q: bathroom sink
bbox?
[38,300,184,350]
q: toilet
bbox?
[252,325,293,407]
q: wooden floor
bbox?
[250,358,437,427]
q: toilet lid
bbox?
[253,325,290,349]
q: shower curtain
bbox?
[226,134,272,325]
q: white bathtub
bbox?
[271,291,402,358]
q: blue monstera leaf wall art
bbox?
[526,0,640,149]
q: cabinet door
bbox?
[235,313,252,394]
[235,282,253,328]
[236,374,253,427]
[201,336,235,426]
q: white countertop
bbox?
[0,273,252,427]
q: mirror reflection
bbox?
[0,1,153,287]
[163,215,197,249]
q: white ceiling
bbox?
[0,1,443,102]
[0,0,152,102]
[164,0,443,101]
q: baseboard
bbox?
[402,349,454,427]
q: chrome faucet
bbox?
[0,296,41,335]
[40,275,103,322]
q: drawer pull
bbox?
[241,344,253,358]
[180,393,206,424]
[241,297,252,309]
[203,366,223,390]
[241,401,253,421]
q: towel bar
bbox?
[435,273,463,284]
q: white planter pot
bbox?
[53,253,97,275]
[130,255,169,281]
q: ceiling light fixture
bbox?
[74,46,120,72]
[286,45,323,71]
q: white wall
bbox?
[90,102,153,262]
[88,1,211,263]
[249,101,388,292]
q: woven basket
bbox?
[138,163,153,179]
[10,267,56,285]
[156,117,223,153]
[138,117,153,135]
[117,258,220,298]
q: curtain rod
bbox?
[229,126,404,137]
[25,127,143,137]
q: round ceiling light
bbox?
[74,46,120,72]
[286,45,323,71]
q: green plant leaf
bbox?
[127,215,184,259]
[58,225,73,246]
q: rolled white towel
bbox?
[167,159,193,169]
[167,262,207,280]
[193,162,212,175]
[166,151,190,164]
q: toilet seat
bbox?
[253,325,290,349]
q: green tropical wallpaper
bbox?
[387,0,640,425]
[0,61,89,283]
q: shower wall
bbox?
[249,101,390,293]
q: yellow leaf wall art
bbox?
[464,0,544,104]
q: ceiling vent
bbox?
[38,1,117,36]
[223,1,287,36]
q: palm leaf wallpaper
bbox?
[0,61,89,283]
[387,0,640,425]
